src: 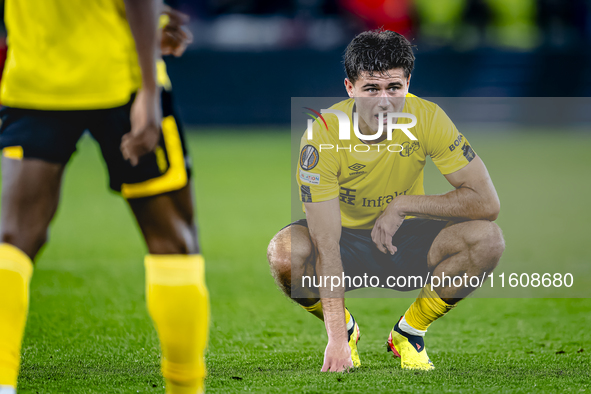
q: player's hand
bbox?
[120,88,162,166]
[371,203,405,254]
[161,6,193,57]
[321,339,353,372]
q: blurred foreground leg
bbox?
[0,244,33,389]
[145,254,209,394]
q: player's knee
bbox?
[268,227,313,273]
[464,220,505,270]
[267,230,293,282]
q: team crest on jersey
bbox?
[300,145,319,170]
[400,141,420,157]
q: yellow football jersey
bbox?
[297,94,475,229]
[1,0,140,110]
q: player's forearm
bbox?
[124,0,161,92]
[321,297,348,342]
[304,198,348,342]
[315,245,348,342]
[392,187,500,222]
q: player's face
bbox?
[344,68,410,135]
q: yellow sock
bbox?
[145,254,209,394]
[0,244,33,387]
[404,285,454,331]
[302,301,351,325]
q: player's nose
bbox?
[377,92,390,108]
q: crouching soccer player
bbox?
[0,1,208,393]
[268,30,504,372]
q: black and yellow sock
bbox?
[403,285,454,333]
[0,244,33,388]
[145,254,209,394]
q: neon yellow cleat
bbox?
[348,313,361,367]
[386,318,434,371]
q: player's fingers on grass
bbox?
[321,359,351,372]
[334,359,354,372]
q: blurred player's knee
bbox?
[0,243,33,388]
[145,254,209,394]
[267,230,292,290]
[267,225,315,294]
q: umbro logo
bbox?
[348,163,366,172]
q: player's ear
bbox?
[406,74,411,90]
[344,78,354,97]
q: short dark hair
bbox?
[344,30,415,84]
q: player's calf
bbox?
[429,220,504,302]
[1,228,48,262]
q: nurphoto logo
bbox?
[304,108,418,153]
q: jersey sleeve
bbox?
[296,120,340,203]
[425,105,476,175]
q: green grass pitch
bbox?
[6,129,591,393]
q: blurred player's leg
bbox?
[89,80,207,392]
[129,185,209,394]
[0,244,32,392]
[0,157,64,389]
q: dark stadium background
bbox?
[182,0,591,124]
[165,0,591,124]
[2,0,590,124]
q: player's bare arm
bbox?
[121,0,162,166]
[304,198,353,372]
[372,155,500,254]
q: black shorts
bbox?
[288,218,448,292]
[0,89,191,199]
